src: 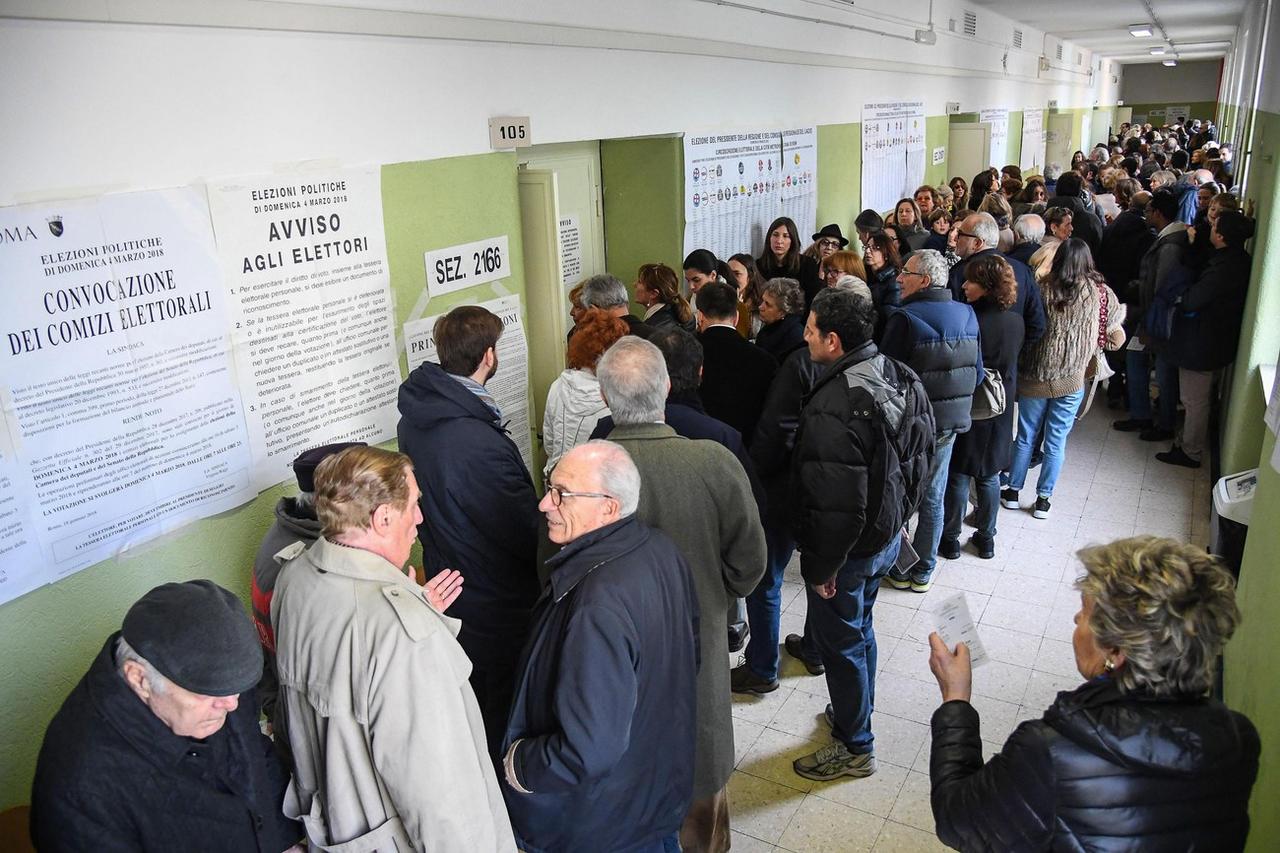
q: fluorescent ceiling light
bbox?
[1150,46,1166,55]
[1163,59,1178,66]
[1129,24,1154,37]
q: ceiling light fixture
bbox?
[1150,46,1166,55]
[1129,24,1154,37]
[1163,59,1178,66]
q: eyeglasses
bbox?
[898,269,926,278]
[821,267,841,278]
[546,484,615,507]
[818,239,842,249]
[957,231,981,240]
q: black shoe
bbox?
[731,664,780,695]
[1139,427,1176,442]
[1155,446,1202,468]
[1032,497,1051,519]
[970,533,995,559]
[1000,488,1020,509]
[938,538,961,560]
[1113,418,1152,433]
[784,634,824,675]
[1029,452,1044,469]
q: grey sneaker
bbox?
[793,741,878,781]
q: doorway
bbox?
[1045,113,1075,173]
[948,123,992,180]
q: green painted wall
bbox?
[600,136,684,296]
[1006,110,1024,171]
[0,151,528,811]
[816,122,861,239]
[1124,101,1219,124]
[924,115,950,187]
[1221,108,1280,475]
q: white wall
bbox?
[1120,59,1222,103]
[0,0,1121,205]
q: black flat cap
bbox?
[122,580,261,696]
[293,441,366,493]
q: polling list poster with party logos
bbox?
[861,102,926,217]
[682,127,817,262]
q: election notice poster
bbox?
[861,101,927,216]
[780,127,819,248]
[403,294,534,475]
[981,108,1010,171]
[0,188,254,605]
[1021,108,1045,173]
[683,129,784,260]
[209,166,400,490]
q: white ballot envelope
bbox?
[934,592,990,668]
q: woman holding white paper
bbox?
[925,537,1259,851]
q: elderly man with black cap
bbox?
[250,440,364,760]
[31,580,303,852]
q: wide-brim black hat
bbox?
[811,223,849,247]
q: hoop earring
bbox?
[1103,658,1115,672]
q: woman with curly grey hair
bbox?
[752,277,807,362]
[926,536,1260,850]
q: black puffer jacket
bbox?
[1167,247,1253,372]
[790,342,935,584]
[931,678,1260,852]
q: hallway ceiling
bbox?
[965,0,1245,64]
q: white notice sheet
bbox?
[403,294,534,475]
[0,188,254,605]
[209,166,400,490]
[861,101,926,216]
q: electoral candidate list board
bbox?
[0,188,255,604]
[861,101,926,217]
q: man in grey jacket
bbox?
[596,337,766,853]
[272,446,515,852]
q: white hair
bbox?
[583,440,641,515]
[580,274,629,309]
[1044,163,1063,181]
[966,212,1001,249]
[114,635,168,694]
[596,337,668,425]
[1013,213,1046,244]
[910,249,950,290]
[832,275,872,302]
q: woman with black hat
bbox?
[807,223,849,264]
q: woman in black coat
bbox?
[757,216,822,309]
[752,278,806,362]
[926,536,1259,852]
[942,254,1023,559]
[863,232,902,342]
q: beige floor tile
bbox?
[980,596,1050,635]
[780,581,806,612]
[872,819,950,852]
[876,583,927,610]
[810,759,910,819]
[1001,549,1069,581]
[986,572,1059,608]
[763,688,834,742]
[728,769,806,845]
[929,561,1001,595]
[886,770,935,833]
[730,829,777,852]
[733,684,795,726]
[868,711,932,770]
[873,671,942,725]
[872,601,917,639]
[777,794,885,853]
[739,726,829,793]
[1033,637,1082,679]
[970,660,1034,705]
[1074,518,1137,545]
[735,716,767,767]
[972,624,1041,667]
[1021,669,1083,709]
[967,693,1023,744]
[880,637,933,684]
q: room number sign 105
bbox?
[489,116,531,149]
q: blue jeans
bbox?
[909,432,955,582]
[944,471,1000,542]
[807,536,901,754]
[744,523,795,681]
[1007,391,1085,498]
[1125,349,1179,429]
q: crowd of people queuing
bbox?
[28,115,1262,852]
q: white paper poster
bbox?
[403,294,534,474]
[683,129,788,260]
[559,215,582,285]
[1021,108,1045,173]
[1166,105,1191,126]
[0,188,254,605]
[208,166,400,490]
[981,108,1010,170]
[861,101,927,216]
[780,127,819,246]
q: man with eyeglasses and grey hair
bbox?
[579,272,654,339]
[948,211,1045,347]
[594,336,765,852]
[501,440,699,852]
[1007,213,1045,266]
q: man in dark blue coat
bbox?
[881,249,982,592]
[397,305,541,758]
[950,212,1046,349]
[502,441,699,853]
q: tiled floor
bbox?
[726,401,1212,852]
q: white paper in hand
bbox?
[934,592,989,668]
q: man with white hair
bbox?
[596,336,765,852]
[501,441,700,852]
[1007,213,1045,266]
[580,272,653,338]
[881,249,982,589]
[948,212,1045,348]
